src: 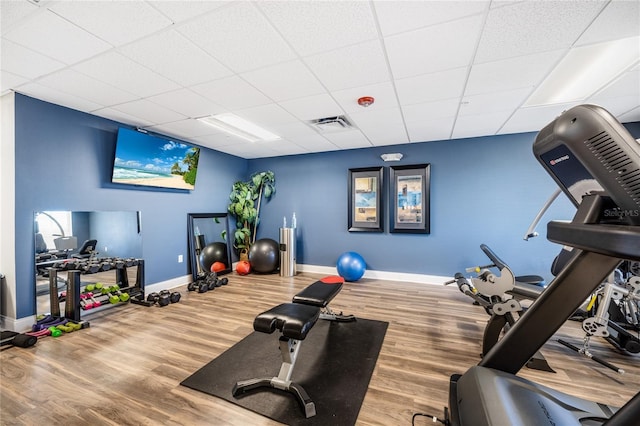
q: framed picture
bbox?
[390,164,431,234]
[348,167,384,232]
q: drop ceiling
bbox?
[2,0,639,159]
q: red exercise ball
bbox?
[211,262,226,273]
[236,260,251,275]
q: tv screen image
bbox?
[112,128,200,190]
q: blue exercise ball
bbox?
[336,251,366,281]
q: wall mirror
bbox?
[34,210,143,315]
[187,213,232,281]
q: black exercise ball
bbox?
[200,242,228,272]
[248,238,280,273]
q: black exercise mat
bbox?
[181,317,388,426]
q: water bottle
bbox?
[283,216,287,228]
[292,212,296,228]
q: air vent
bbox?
[308,115,354,133]
[585,131,640,203]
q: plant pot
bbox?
[239,249,249,262]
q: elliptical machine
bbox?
[446,244,553,372]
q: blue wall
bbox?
[249,123,640,283]
[14,94,247,318]
[13,93,640,319]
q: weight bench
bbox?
[232,276,355,418]
[292,275,356,322]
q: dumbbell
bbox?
[146,291,170,306]
[32,317,67,332]
[147,290,181,306]
[107,286,130,304]
[86,292,102,308]
[82,262,101,274]
[219,277,229,286]
[27,326,63,338]
[80,293,94,310]
[160,289,181,304]
[187,281,199,291]
[56,322,83,333]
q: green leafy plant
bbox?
[228,171,275,256]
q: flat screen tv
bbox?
[112,127,200,190]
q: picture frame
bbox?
[390,164,431,234]
[348,167,384,232]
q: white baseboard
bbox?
[1,315,34,333]
[144,274,192,294]
[297,264,449,285]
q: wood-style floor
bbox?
[2,272,638,425]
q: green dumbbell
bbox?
[109,286,130,303]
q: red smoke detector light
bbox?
[357,96,375,107]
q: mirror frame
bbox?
[187,213,232,281]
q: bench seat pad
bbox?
[292,277,344,307]
[253,303,320,340]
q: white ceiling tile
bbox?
[589,68,640,101]
[395,68,467,106]
[262,139,308,156]
[1,0,39,35]
[3,10,111,64]
[259,1,379,56]
[322,129,372,150]
[50,1,172,47]
[499,103,576,135]
[279,93,345,121]
[0,39,66,79]
[618,106,640,123]
[147,89,227,119]
[460,87,532,116]
[177,2,296,73]
[91,107,154,128]
[1,71,28,93]
[332,81,398,114]
[191,132,239,149]
[406,116,455,143]
[37,69,137,107]
[475,1,604,63]
[190,75,271,110]
[452,110,512,139]
[374,0,488,36]
[466,50,565,96]
[402,98,461,124]
[576,0,640,46]
[110,99,186,125]
[16,82,102,112]
[291,134,338,152]
[73,51,180,97]
[349,106,404,130]
[118,30,232,86]
[215,142,279,159]
[147,1,229,24]
[267,121,323,139]
[386,15,483,78]
[144,119,216,139]
[304,40,390,91]
[235,104,298,127]
[240,60,325,102]
[361,122,409,146]
[588,95,640,118]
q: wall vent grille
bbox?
[585,131,640,204]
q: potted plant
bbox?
[228,171,275,260]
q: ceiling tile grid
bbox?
[1,0,638,158]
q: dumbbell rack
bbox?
[48,259,146,322]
